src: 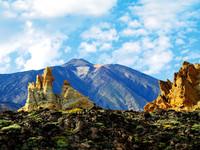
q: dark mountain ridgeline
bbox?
[0,59,160,111]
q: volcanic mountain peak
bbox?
[62,58,93,67]
[0,58,160,111]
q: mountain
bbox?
[0,59,160,111]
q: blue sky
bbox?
[0,0,200,81]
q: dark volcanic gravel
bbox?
[0,107,200,150]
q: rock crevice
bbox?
[19,67,95,111]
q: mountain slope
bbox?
[0,59,160,111]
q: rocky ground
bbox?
[0,107,200,150]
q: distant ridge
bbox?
[0,58,160,111]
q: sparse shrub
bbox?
[142,139,149,144]
[64,129,74,136]
[158,142,166,148]
[61,108,83,114]
[27,137,39,147]
[192,124,200,129]
[52,136,68,148]
[136,125,144,131]
[2,124,21,130]
[34,127,40,132]
[95,122,104,128]
[88,140,95,145]
[52,122,59,125]
[0,120,12,128]
[29,113,40,119]
[133,118,140,121]
[125,117,131,120]
[36,117,42,122]
[180,136,188,141]
[163,124,172,128]
[165,146,172,150]
[149,112,155,116]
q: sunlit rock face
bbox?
[19,67,95,111]
[144,61,200,112]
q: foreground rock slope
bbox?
[19,67,95,111]
[0,108,200,149]
[145,61,200,112]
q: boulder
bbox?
[144,61,200,112]
[19,67,95,111]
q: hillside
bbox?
[0,59,160,111]
[0,108,200,149]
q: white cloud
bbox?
[175,52,200,61]
[15,56,25,68]
[180,49,189,54]
[111,42,141,66]
[64,46,71,53]
[176,39,185,45]
[129,0,199,34]
[121,28,147,37]
[97,53,114,64]
[128,20,141,28]
[0,21,67,72]
[78,42,99,57]
[81,25,118,42]
[114,0,199,75]
[10,0,117,18]
[114,42,141,54]
[100,43,112,51]
[119,13,131,22]
[79,22,118,57]
[142,50,173,74]
[0,64,10,73]
[141,37,155,50]
[79,42,98,53]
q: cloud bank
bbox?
[10,0,117,18]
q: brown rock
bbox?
[19,67,95,111]
[36,75,42,90]
[42,67,54,93]
[144,61,200,112]
[159,79,172,96]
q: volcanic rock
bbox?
[19,67,95,111]
[144,61,200,111]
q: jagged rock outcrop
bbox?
[19,67,95,111]
[144,61,200,112]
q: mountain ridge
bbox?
[0,58,160,111]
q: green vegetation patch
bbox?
[34,127,40,132]
[136,125,144,132]
[157,119,182,126]
[0,120,12,128]
[64,129,74,136]
[158,142,166,148]
[52,136,68,148]
[2,124,22,131]
[192,124,200,129]
[180,136,188,141]
[36,117,43,122]
[27,137,39,147]
[29,113,40,119]
[95,122,104,128]
[61,108,83,114]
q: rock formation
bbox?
[144,61,200,112]
[19,67,95,111]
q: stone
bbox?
[144,61,200,112]
[19,67,95,111]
